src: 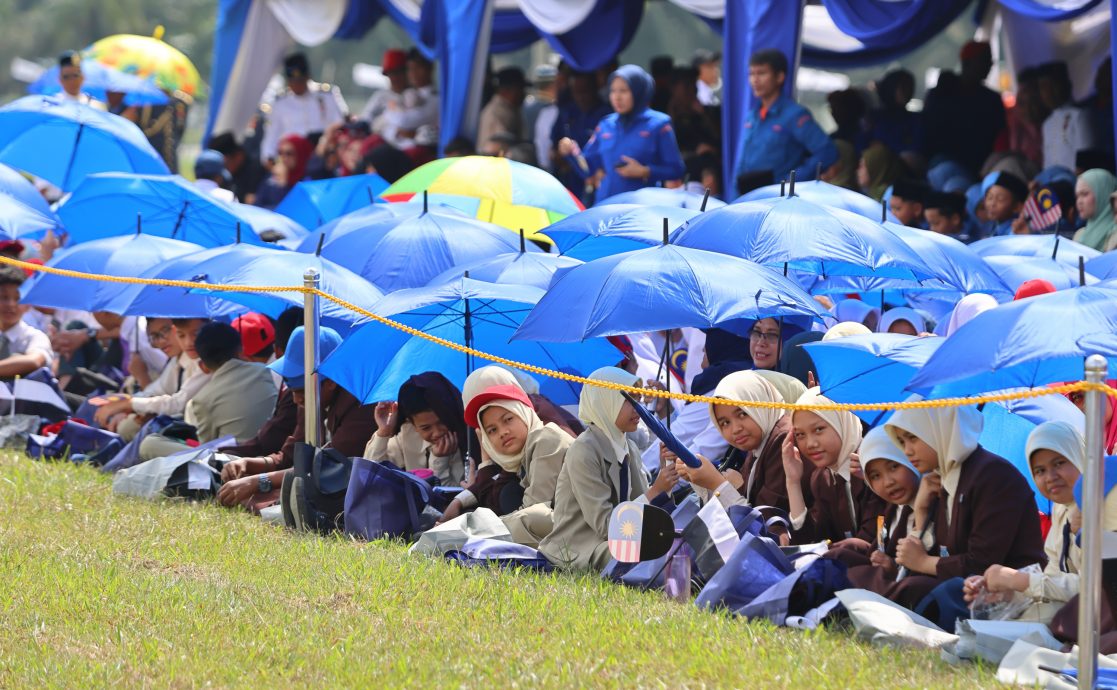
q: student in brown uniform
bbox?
[782,388,886,545]
[883,401,1046,615]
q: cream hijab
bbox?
[477,399,545,473]
[707,370,786,452]
[886,399,983,514]
[753,370,808,411]
[579,366,639,462]
[462,366,522,405]
[1025,421,1086,475]
[793,387,863,481]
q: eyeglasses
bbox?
[60,72,81,81]
[749,329,780,345]
[147,325,172,344]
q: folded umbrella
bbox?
[275,173,388,229]
[542,204,699,261]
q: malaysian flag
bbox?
[608,501,645,563]
[1023,186,1063,231]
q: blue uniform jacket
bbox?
[735,95,838,184]
[576,110,687,199]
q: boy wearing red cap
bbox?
[360,49,409,131]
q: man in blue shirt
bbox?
[734,49,838,195]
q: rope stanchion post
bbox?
[303,269,322,448]
[1079,354,1108,688]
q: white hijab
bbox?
[943,293,998,337]
[823,321,872,341]
[886,399,984,512]
[1026,421,1086,475]
[579,366,639,462]
[860,425,921,503]
[477,399,544,473]
[793,387,863,481]
[462,366,522,406]
[879,307,927,334]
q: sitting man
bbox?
[216,326,375,508]
[137,322,279,461]
[93,318,210,439]
[0,265,52,379]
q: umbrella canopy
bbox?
[512,243,826,343]
[907,284,1117,396]
[969,234,1101,268]
[984,255,1097,292]
[85,30,204,99]
[1085,251,1117,280]
[543,204,699,261]
[28,60,168,106]
[57,173,270,247]
[303,205,534,292]
[321,277,618,405]
[0,163,57,218]
[294,202,455,253]
[735,179,900,223]
[0,96,168,191]
[230,203,309,249]
[19,234,201,311]
[0,195,63,241]
[671,196,932,279]
[382,156,584,236]
[426,248,582,291]
[598,187,727,210]
[274,173,388,229]
[391,193,559,244]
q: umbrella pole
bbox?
[1079,256,1086,287]
[303,269,322,448]
[61,123,85,192]
[1078,354,1108,689]
[663,336,672,432]
[170,201,189,240]
[463,272,476,480]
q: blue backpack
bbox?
[344,458,434,541]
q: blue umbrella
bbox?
[907,284,1117,397]
[542,204,699,261]
[56,173,270,247]
[1085,251,1117,280]
[512,242,826,343]
[969,233,1101,268]
[0,95,168,191]
[29,60,169,106]
[320,277,618,405]
[984,255,1097,292]
[671,196,932,279]
[736,179,901,223]
[294,203,448,253]
[301,205,534,292]
[597,187,727,210]
[426,246,582,290]
[274,173,389,229]
[231,203,309,249]
[0,195,63,240]
[0,162,56,217]
[19,233,201,311]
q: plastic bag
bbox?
[969,564,1043,621]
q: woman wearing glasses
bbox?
[749,318,785,371]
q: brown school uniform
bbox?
[729,416,815,516]
[825,503,913,592]
[792,471,887,545]
[268,387,377,470]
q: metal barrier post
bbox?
[303,269,321,447]
[1079,354,1108,688]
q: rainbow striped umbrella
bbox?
[85,27,204,100]
[381,156,583,242]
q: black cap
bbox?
[59,50,80,68]
[924,191,967,217]
[991,171,1028,203]
[692,49,721,69]
[495,67,526,89]
[1076,148,1116,174]
[891,179,931,204]
[284,53,309,79]
[650,56,674,78]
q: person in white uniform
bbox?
[261,53,348,163]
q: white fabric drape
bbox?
[667,0,726,20]
[266,0,349,45]
[516,0,599,34]
[211,0,293,139]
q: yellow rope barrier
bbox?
[8,254,1115,411]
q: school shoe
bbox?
[289,475,312,532]
[280,471,300,531]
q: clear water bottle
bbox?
[664,552,691,603]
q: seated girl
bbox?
[962,421,1087,623]
[883,402,1046,610]
[782,388,886,545]
[539,367,678,570]
[437,368,573,547]
[824,426,921,590]
[364,372,466,487]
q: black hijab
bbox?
[395,371,469,454]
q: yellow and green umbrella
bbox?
[381,156,584,243]
[85,26,204,101]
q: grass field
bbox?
[0,453,1000,688]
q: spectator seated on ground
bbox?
[0,265,52,379]
[137,322,278,461]
[93,318,210,439]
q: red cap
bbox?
[464,384,534,429]
[20,256,42,278]
[1014,279,1058,301]
[231,312,275,357]
[382,49,407,74]
[960,41,991,62]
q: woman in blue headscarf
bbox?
[558,64,686,200]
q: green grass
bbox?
[0,453,1001,688]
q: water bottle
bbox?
[664,552,691,603]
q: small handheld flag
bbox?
[608,501,675,563]
[1023,186,1063,231]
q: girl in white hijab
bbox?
[539,367,678,570]
[782,388,885,545]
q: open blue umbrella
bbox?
[56,173,271,247]
[1085,251,1117,280]
[320,277,618,405]
[0,95,168,191]
[907,284,1117,397]
[984,255,1097,292]
[736,179,901,223]
[231,203,309,249]
[542,204,699,261]
[969,234,1100,268]
[0,163,55,217]
[301,203,534,292]
[0,195,63,240]
[597,187,727,210]
[294,203,448,254]
[29,60,169,106]
[19,233,201,311]
[274,173,389,229]
[512,242,826,343]
[426,243,582,290]
[671,196,932,279]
